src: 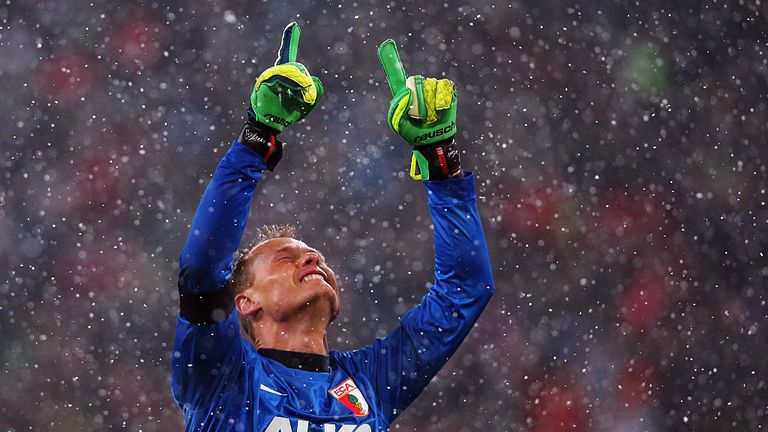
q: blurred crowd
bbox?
[1,0,767,430]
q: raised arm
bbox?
[171,22,324,410]
[337,41,494,424]
[176,141,270,321]
[372,173,493,421]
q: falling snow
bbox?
[1,0,767,431]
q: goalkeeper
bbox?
[171,23,494,432]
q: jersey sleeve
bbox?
[343,172,495,422]
[171,140,267,409]
[171,310,246,411]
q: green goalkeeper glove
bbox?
[250,22,324,132]
[238,22,324,170]
[378,39,461,180]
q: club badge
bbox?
[329,378,370,417]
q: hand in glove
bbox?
[238,22,324,170]
[378,39,461,180]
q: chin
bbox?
[320,295,341,324]
[315,290,340,318]
[287,288,339,322]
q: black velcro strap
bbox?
[178,286,235,325]
[238,120,283,171]
[415,137,462,180]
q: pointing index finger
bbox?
[378,39,407,96]
[275,22,301,65]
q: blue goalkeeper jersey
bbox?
[172,140,494,432]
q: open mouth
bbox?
[297,267,336,294]
[299,269,329,285]
[300,273,326,283]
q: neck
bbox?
[251,316,329,355]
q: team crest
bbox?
[329,378,369,417]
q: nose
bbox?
[302,251,320,266]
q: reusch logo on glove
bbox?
[265,114,290,127]
[414,120,455,143]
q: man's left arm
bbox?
[338,170,493,423]
[335,40,494,424]
[383,171,494,414]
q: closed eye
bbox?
[276,255,293,263]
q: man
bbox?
[172,23,494,432]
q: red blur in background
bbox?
[109,9,167,72]
[526,379,589,432]
[617,357,659,408]
[501,180,564,241]
[38,50,96,104]
[619,268,671,336]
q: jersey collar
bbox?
[258,348,330,372]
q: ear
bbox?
[235,291,262,316]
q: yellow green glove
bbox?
[378,40,460,180]
[249,22,324,132]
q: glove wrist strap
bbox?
[238,119,283,171]
[410,138,462,181]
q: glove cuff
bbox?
[412,138,462,181]
[238,116,283,171]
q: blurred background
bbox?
[1,0,767,430]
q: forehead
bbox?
[249,237,322,261]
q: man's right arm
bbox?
[172,139,271,410]
[177,140,269,322]
[171,22,323,412]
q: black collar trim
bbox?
[258,348,330,372]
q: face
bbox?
[239,237,340,324]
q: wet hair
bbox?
[231,224,297,343]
